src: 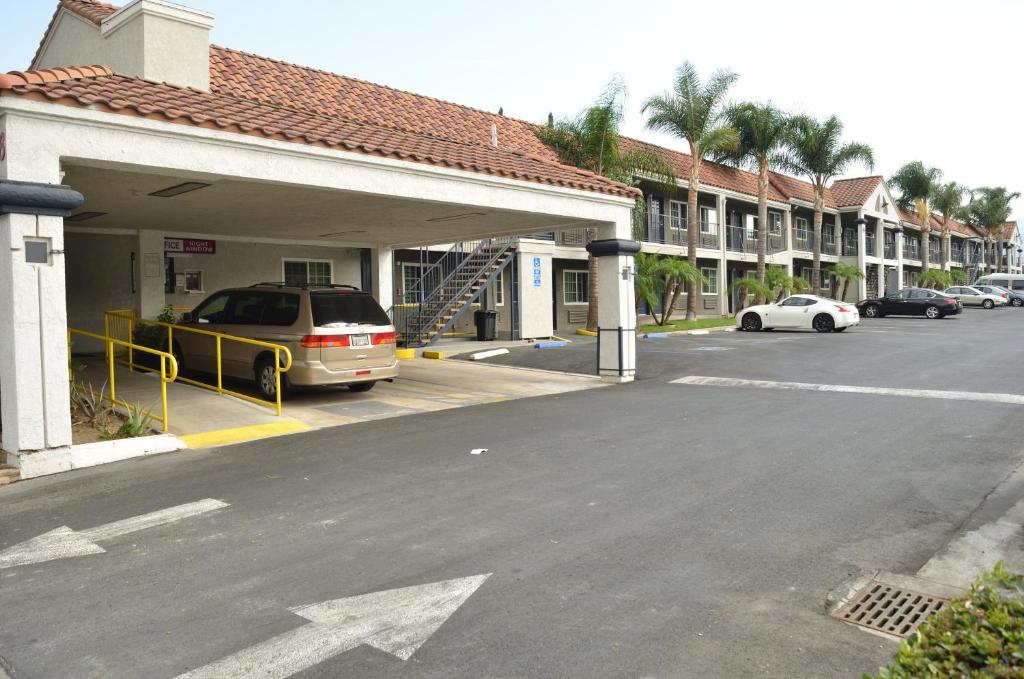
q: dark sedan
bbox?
[978,284,1024,307]
[856,288,962,319]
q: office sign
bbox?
[164,237,215,254]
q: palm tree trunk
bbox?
[812,192,824,296]
[686,165,700,321]
[585,228,598,330]
[921,224,930,272]
[756,161,768,303]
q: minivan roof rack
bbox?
[250,282,363,291]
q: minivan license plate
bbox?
[351,334,370,347]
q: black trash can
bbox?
[474,309,498,341]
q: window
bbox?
[701,267,717,295]
[769,212,782,236]
[183,270,203,293]
[909,289,931,300]
[193,292,230,324]
[224,292,267,325]
[746,215,756,239]
[261,293,301,326]
[781,296,815,307]
[669,201,687,232]
[491,270,505,306]
[795,217,809,232]
[700,207,716,233]
[311,292,390,327]
[284,259,332,286]
[401,263,423,304]
[563,270,588,304]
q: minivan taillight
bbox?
[372,332,397,345]
[300,334,351,348]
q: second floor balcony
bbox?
[903,241,921,261]
[644,213,719,249]
[865,233,877,257]
[725,225,785,254]
[792,229,837,256]
[842,232,858,256]
[884,242,897,259]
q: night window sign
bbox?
[164,237,215,254]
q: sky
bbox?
[3,0,1021,219]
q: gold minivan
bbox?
[175,284,398,399]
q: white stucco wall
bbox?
[516,249,553,339]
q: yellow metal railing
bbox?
[104,309,293,416]
[67,327,179,432]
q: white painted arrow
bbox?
[0,498,229,569]
[176,573,491,679]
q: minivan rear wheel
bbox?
[255,356,290,401]
[348,381,376,393]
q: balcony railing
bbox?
[792,229,836,255]
[903,240,921,260]
[842,234,858,256]
[557,228,587,247]
[725,225,784,254]
[950,247,964,265]
[865,234,877,257]
[643,213,719,248]
[884,243,897,259]
[928,248,942,264]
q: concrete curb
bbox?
[69,433,186,470]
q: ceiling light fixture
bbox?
[65,211,108,222]
[148,181,211,198]
[319,230,369,238]
[426,212,486,223]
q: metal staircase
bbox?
[967,265,979,284]
[392,236,516,347]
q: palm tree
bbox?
[917,269,952,290]
[966,187,1021,273]
[538,78,675,330]
[831,262,865,302]
[782,115,874,295]
[950,268,968,285]
[654,258,706,325]
[642,62,739,320]
[633,252,664,321]
[931,181,966,266]
[719,102,790,289]
[764,266,810,302]
[889,162,942,271]
[728,276,773,311]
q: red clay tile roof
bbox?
[0,68,638,199]
[830,176,883,208]
[767,171,838,209]
[59,0,118,23]
[208,46,559,163]
[620,137,788,202]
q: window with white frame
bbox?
[491,270,504,306]
[701,267,717,294]
[795,217,809,233]
[563,270,588,304]
[401,263,423,304]
[700,206,717,233]
[769,212,782,235]
[669,200,687,233]
[284,259,332,286]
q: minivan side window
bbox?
[261,293,301,326]
[193,292,230,324]
[1012,281,1024,291]
[224,292,266,325]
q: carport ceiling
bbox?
[61,164,593,247]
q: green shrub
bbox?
[98,403,155,440]
[865,563,1024,678]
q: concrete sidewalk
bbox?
[73,356,605,449]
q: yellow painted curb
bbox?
[180,420,310,449]
[422,350,446,360]
[395,348,416,360]
[551,335,572,343]
[575,328,598,337]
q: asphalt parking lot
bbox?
[2,307,1023,678]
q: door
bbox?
[881,289,910,315]
[179,291,231,374]
[767,296,811,327]
[907,289,933,314]
[219,291,269,378]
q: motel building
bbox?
[2,0,1020,479]
[0,0,643,478]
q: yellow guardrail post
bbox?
[274,347,282,416]
[107,335,117,402]
[215,335,222,394]
[128,313,135,372]
[160,353,169,431]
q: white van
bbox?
[975,274,1024,292]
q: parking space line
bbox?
[672,375,1024,406]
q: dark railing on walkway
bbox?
[726,225,784,254]
[643,213,720,248]
[865,233,876,257]
[842,233,858,256]
[792,229,837,255]
[903,240,921,261]
[884,243,897,259]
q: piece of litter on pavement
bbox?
[470,348,509,361]
[470,448,487,455]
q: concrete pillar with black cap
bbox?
[0,180,83,477]
[585,223,639,383]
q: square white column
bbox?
[0,212,73,476]
[590,220,637,383]
[371,246,394,311]
[138,229,166,318]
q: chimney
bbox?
[34,0,215,91]
[100,0,214,90]
[490,123,498,149]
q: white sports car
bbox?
[736,294,860,333]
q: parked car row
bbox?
[856,288,963,319]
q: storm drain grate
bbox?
[834,581,948,637]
